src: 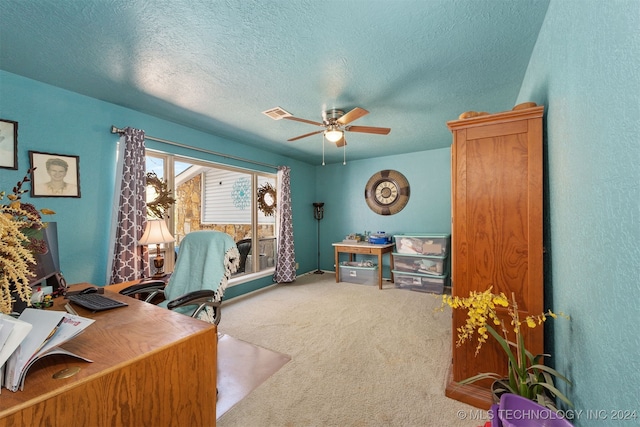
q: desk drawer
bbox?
[342,246,373,254]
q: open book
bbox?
[3,308,94,392]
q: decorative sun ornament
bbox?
[231,177,251,210]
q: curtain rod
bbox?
[110,126,278,170]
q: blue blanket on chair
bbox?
[159,231,239,314]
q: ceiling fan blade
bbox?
[337,107,369,125]
[283,116,324,127]
[345,125,391,135]
[335,135,347,147]
[287,130,324,142]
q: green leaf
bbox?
[486,325,519,373]
[528,364,572,385]
[458,372,502,385]
[531,381,574,408]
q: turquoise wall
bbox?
[315,148,452,278]
[0,71,318,289]
[0,70,451,295]
[517,1,640,424]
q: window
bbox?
[145,151,277,279]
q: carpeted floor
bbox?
[217,273,485,427]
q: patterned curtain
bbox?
[108,127,148,284]
[273,166,296,283]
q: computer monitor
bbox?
[11,222,65,314]
[28,222,63,288]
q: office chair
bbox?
[235,238,252,273]
[120,231,240,325]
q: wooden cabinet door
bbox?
[446,107,544,408]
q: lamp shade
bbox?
[313,202,324,220]
[138,220,175,245]
[324,127,343,143]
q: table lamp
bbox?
[139,219,175,278]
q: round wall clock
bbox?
[364,170,410,215]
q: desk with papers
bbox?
[0,284,218,427]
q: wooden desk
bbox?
[0,284,217,427]
[332,242,395,289]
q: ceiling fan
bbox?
[264,107,391,147]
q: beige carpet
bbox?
[217,273,484,427]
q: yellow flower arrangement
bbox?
[441,287,573,410]
[0,169,55,314]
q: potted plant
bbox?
[0,169,55,314]
[441,287,573,411]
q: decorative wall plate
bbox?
[364,170,410,215]
[232,177,251,210]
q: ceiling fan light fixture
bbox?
[324,126,343,143]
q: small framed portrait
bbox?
[29,151,81,198]
[0,119,18,170]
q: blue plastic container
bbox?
[368,232,391,244]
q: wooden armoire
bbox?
[445,105,545,409]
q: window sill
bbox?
[228,268,275,287]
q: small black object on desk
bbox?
[65,286,104,297]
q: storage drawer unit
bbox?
[392,252,447,276]
[394,234,450,256]
[392,270,448,294]
[339,263,378,285]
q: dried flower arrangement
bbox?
[0,169,55,314]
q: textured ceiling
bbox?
[0,0,549,165]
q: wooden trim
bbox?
[447,106,544,131]
[444,366,493,410]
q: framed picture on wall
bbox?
[29,151,81,198]
[0,119,18,170]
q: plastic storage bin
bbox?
[394,234,450,256]
[339,263,378,285]
[392,253,447,275]
[392,270,447,294]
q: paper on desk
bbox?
[0,321,14,359]
[0,315,33,368]
[4,309,94,392]
[1,316,32,396]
